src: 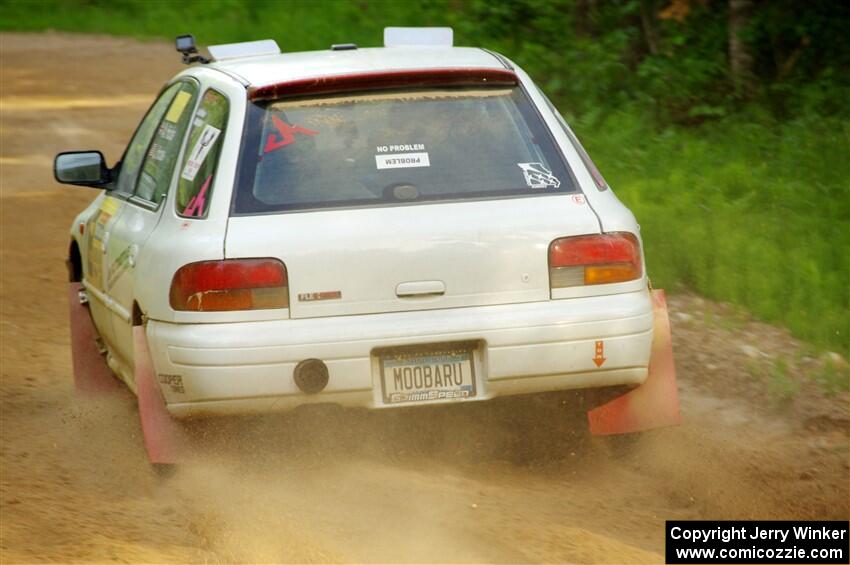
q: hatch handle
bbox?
[396,280,446,297]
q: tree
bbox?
[728,0,755,98]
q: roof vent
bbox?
[208,39,280,61]
[383,27,453,48]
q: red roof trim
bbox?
[248,68,518,101]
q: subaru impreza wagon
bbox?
[56,29,678,462]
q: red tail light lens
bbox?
[170,259,288,311]
[548,233,642,288]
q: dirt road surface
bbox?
[1,32,848,564]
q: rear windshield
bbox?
[232,86,576,214]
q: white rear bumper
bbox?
[146,290,654,418]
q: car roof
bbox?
[208,46,506,88]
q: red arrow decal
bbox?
[593,340,606,367]
[264,115,318,153]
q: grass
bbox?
[767,358,799,402]
[576,110,850,357]
[2,0,848,357]
[812,359,850,396]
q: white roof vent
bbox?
[208,39,281,61]
[383,27,453,48]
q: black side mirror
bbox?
[54,151,111,188]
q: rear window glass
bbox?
[233,86,576,214]
[176,88,229,218]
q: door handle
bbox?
[396,280,446,297]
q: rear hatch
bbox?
[226,195,600,318]
[225,71,601,318]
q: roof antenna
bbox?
[176,34,211,65]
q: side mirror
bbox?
[54,151,111,188]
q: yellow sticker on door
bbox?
[84,197,120,290]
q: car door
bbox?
[105,79,199,369]
[82,82,185,354]
[81,193,124,354]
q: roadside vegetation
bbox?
[2,0,848,356]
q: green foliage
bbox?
[577,109,850,355]
[4,0,847,121]
[767,357,799,402]
[1,0,848,355]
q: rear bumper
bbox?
[146,290,654,418]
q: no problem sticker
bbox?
[376,152,430,169]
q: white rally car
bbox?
[57,29,680,464]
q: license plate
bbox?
[379,345,477,405]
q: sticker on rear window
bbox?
[147,142,166,162]
[181,124,221,182]
[263,116,318,153]
[376,152,430,170]
[165,91,192,123]
[157,121,178,141]
[376,144,426,153]
[182,174,212,217]
[518,162,561,189]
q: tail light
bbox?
[170,258,288,311]
[548,233,642,288]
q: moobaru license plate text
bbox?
[381,350,475,404]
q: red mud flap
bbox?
[68,282,121,394]
[587,289,682,435]
[133,326,186,465]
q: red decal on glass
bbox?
[182,174,212,217]
[263,116,318,153]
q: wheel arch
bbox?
[67,239,82,282]
[132,300,145,327]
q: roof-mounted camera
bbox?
[176,34,210,65]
